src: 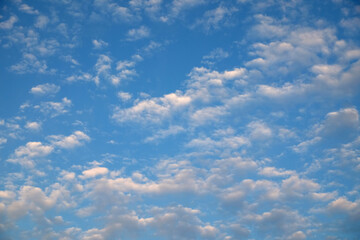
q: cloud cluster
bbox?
[1,0,360,239]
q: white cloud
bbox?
[117,91,132,101]
[25,122,42,131]
[95,54,112,76]
[202,48,229,65]
[323,196,360,234]
[116,60,136,70]
[60,170,76,181]
[130,0,163,20]
[113,92,191,123]
[256,83,308,100]
[19,4,39,15]
[316,107,359,137]
[0,16,18,29]
[148,205,218,239]
[281,175,320,198]
[0,137,7,145]
[187,135,249,150]
[83,161,205,196]
[259,167,295,177]
[92,39,108,49]
[246,27,337,79]
[39,97,72,117]
[310,192,337,202]
[191,106,227,125]
[80,167,109,179]
[244,208,308,238]
[247,121,272,140]
[287,231,306,240]
[278,128,297,140]
[34,15,49,28]
[14,142,53,158]
[145,125,185,142]
[186,67,247,104]
[92,54,135,86]
[340,17,360,33]
[10,53,50,74]
[6,185,67,222]
[0,190,15,199]
[327,196,359,214]
[49,131,90,149]
[292,137,321,153]
[249,14,287,39]
[93,0,137,22]
[63,55,80,65]
[78,205,216,240]
[126,26,150,41]
[193,5,237,31]
[57,23,68,37]
[170,0,205,18]
[66,73,95,84]
[30,83,60,96]
[215,157,258,176]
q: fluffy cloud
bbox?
[1,1,360,239]
[244,208,308,238]
[113,92,191,123]
[247,121,272,140]
[316,108,359,138]
[281,175,320,199]
[30,83,60,96]
[10,53,49,74]
[25,121,42,131]
[93,0,137,22]
[7,141,53,168]
[292,137,321,153]
[148,205,218,239]
[117,91,132,101]
[170,0,205,18]
[38,97,72,117]
[145,125,185,142]
[193,5,237,31]
[34,15,49,28]
[14,142,53,158]
[325,197,360,234]
[80,167,109,179]
[259,167,295,177]
[202,48,229,65]
[0,16,18,29]
[126,26,150,41]
[6,185,68,222]
[18,4,39,15]
[66,73,95,84]
[186,135,249,151]
[49,131,90,149]
[0,137,7,146]
[92,39,108,49]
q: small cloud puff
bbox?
[30,83,60,96]
[49,131,90,149]
[126,26,150,41]
[34,15,49,29]
[80,167,109,179]
[92,39,108,49]
[19,4,39,15]
[25,122,42,131]
[117,91,132,101]
[0,16,18,30]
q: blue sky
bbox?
[0,0,360,239]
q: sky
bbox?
[0,0,360,239]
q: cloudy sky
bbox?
[0,0,360,239]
